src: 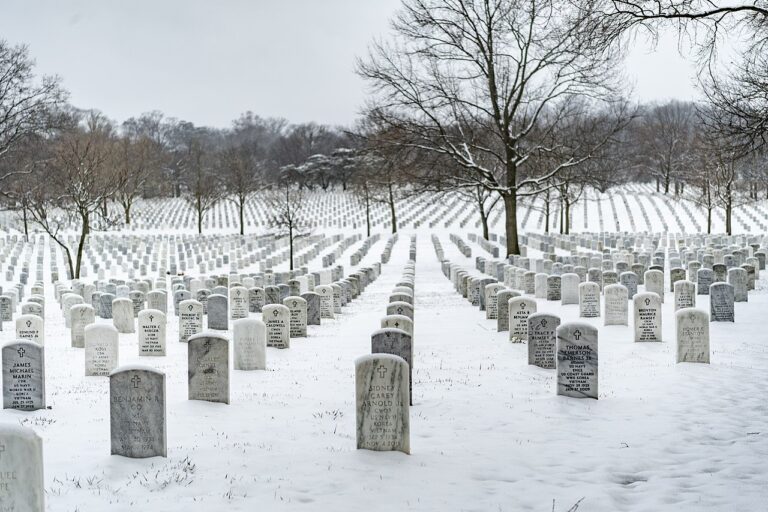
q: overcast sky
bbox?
[0,0,700,129]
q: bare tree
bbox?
[27,110,118,278]
[182,137,223,234]
[113,132,158,224]
[0,40,67,185]
[218,143,267,235]
[358,0,627,255]
[268,182,308,270]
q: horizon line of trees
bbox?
[1,0,768,277]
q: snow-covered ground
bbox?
[1,194,767,511]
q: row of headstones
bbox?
[357,239,417,454]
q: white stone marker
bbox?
[633,292,662,342]
[676,308,710,364]
[556,322,598,399]
[84,324,119,376]
[138,309,166,356]
[0,424,44,511]
[233,318,266,370]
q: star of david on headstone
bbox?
[573,330,582,340]
[131,375,141,388]
[376,365,387,378]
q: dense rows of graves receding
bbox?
[0,195,764,510]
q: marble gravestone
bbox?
[315,285,335,319]
[112,298,135,333]
[249,287,265,313]
[355,353,410,454]
[2,341,45,411]
[633,292,662,342]
[546,275,561,301]
[709,282,735,322]
[84,324,119,376]
[619,272,638,299]
[371,328,414,405]
[484,283,505,320]
[188,332,230,404]
[604,284,628,326]
[138,309,166,356]
[556,323,598,399]
[578,282,600,318]
[508,297,536,342]
[263,304,290,349]
[387,301,414,321]
[697,268,714,296]
[233,318,266,370]
[70,304,96,348]
[381,315,414,342]
[495,289,519,332]
[560,273,579,305]
[302,292,321,326]
[644,270,664,303]
[676,308,710,364]
[0,424,45,511]
[207,294,229,330]
[727,268,748,302]
[110,365,166,458]
[15,314,44,345]
[179,299,204,343]
[673,280,696,311]
[229,286,249,319]
[284,296,308,338]
[527,313,561,369]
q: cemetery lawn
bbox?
[3,233,767,511]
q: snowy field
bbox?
[0,189,767,512]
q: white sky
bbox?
[0,0,701,128]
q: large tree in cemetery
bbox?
[181,130,224,234]
[358,0,628,256]
[218,141,268,235]
[27,110,119,278]
[635,101,696,195]
[112,130,161,224]
[0,39,67,227]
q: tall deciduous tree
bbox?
[358,0,627,255]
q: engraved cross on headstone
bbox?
[376,365,388,378]
[573,329,581,340]
[17,347,25,358]
[131,375,141,389]
[204,340,211,350]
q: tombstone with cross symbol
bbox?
[355,353,410,454]
[556,323,598,399]
[15,314,44,345]
[633,292,662,342]
[509,296,537,343]
[283,296,307,338]
[187,332,230,404]
[3,340,45,411]
[372,328,413,405]
[110,365,167,458]
[139,309,167,356]
[178,299,203,343]
[528,312,561,369]
[380,314,414,342]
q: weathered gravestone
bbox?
[727,268,748,302]
[371,328,413,405]
[578,282,600,318]
[484,283,505,320]
[2,341,45,411]
[70,304,95,348]
[676,308,710,364]
[263,304,290,349]
[674,280,696,310]
[207,294,228,330]
[112,298,135,333]
[15,314,43,345]
[495,289,519,332]
[697,268,714,296]
[302,292,321,325]
[110,366,166,457]
[179,299,203,343]
[138,309,166,356]
[387,301,414,321]
[546,275,561,301]
[560,273,579,305]
[355,353,410,454]
[249,287,265,313]
[709,282,735,322]
[284,297,308,338]
[644,270,664,303]
[604,284,628,326]
[527,313,561,369]
[0,424,44,511]
[381,315,414,342]
[509,297,536,342]
[556,323,598,399]
[84,324,119,376]
[634,292,662,342]
[233,318,266,370]
[188,332,230,404]
[619,272,638,299]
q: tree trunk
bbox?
[75,212,90,279]
[559,198,564,234]
[22,203,29,240]
[544,193,550,234]
[239,196,245,236]
[480,205,490,241]
[707,207,712,235]
[124,203,131,225]
[656,177,660,192]
[364,192,371,238]
[565,200,571,235]
[388,183,397,234]
[503,193,520,256]
[664,172,670,194]
[289,223,294,271]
